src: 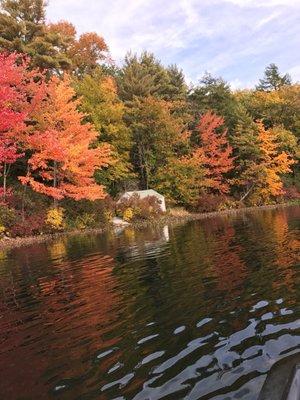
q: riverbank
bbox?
[0,202,298,251]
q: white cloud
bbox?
[254,11,280,29]
[288,65,300,82]
[230,77,256,90]
[224,0,300,6]
[47,0,300,86]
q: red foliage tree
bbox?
[196,111,234,194]
[0,53,26,196]
[0,52,45,197]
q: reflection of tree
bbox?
[112,217,249,338]
[0,239,122,399]
[48,240,67,260]
[114,225,170,260]
[232,206,300,305]
[271,210,300,294]
[0,206,299,399]
[209,224,247,296]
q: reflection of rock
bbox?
[113,225,127,235]
[120,225,170,260]
[163,225,170,242]
[112,217,130,226]
[112,217,131,236]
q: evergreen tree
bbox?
[256,63,291,91]
[0,0,71,71]
[118,52,191,192]
[126,96,185,189]
[117,51,170,103]
[189,73,239,135]
[164,64,188,101]
[231,107,261,200]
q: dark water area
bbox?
[0,206,299,400]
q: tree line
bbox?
[0,0,299,235]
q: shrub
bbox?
[0,205,18,228]
[9,213,45,237]
[97,196,116,222]
[117,194,162,221]
[0,224,5,236]
[72,213,96,230]
[0,194,47,237]
[2,186,51,214]
[63,196,116,227]
[46,208,65,230]
[283,186,300,201]
[168,207,190,217]
[103,210,113,223]
[217,198,242,211]
[123,207,134,222]
[194,194,226,213]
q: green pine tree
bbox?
[189,73,240,135]
[0,0,71,71]
[256,63,291,91]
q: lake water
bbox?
[0,206,299,400]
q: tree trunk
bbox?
[53,161,58,208]
[21,165,30,222]
[3,163,7,200]
[240,183,255,202]
[138,144,148,190]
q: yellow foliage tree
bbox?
[74,70,133,194]
[155,150,207,206]
[46,208,65,230]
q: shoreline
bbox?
[0,202,297,251]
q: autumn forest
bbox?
[0,0,300,237]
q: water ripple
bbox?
[0,206,299,399]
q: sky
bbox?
[47,0,300,89]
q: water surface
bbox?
[0,206,299,399]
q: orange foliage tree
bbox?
[247,121,295,204]
[71,32,109,74]
[48,22,109,75]
[19,76,111,201]
[195,111,234,194]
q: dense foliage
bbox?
[117,193,163,222]
[0,0,299,237]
